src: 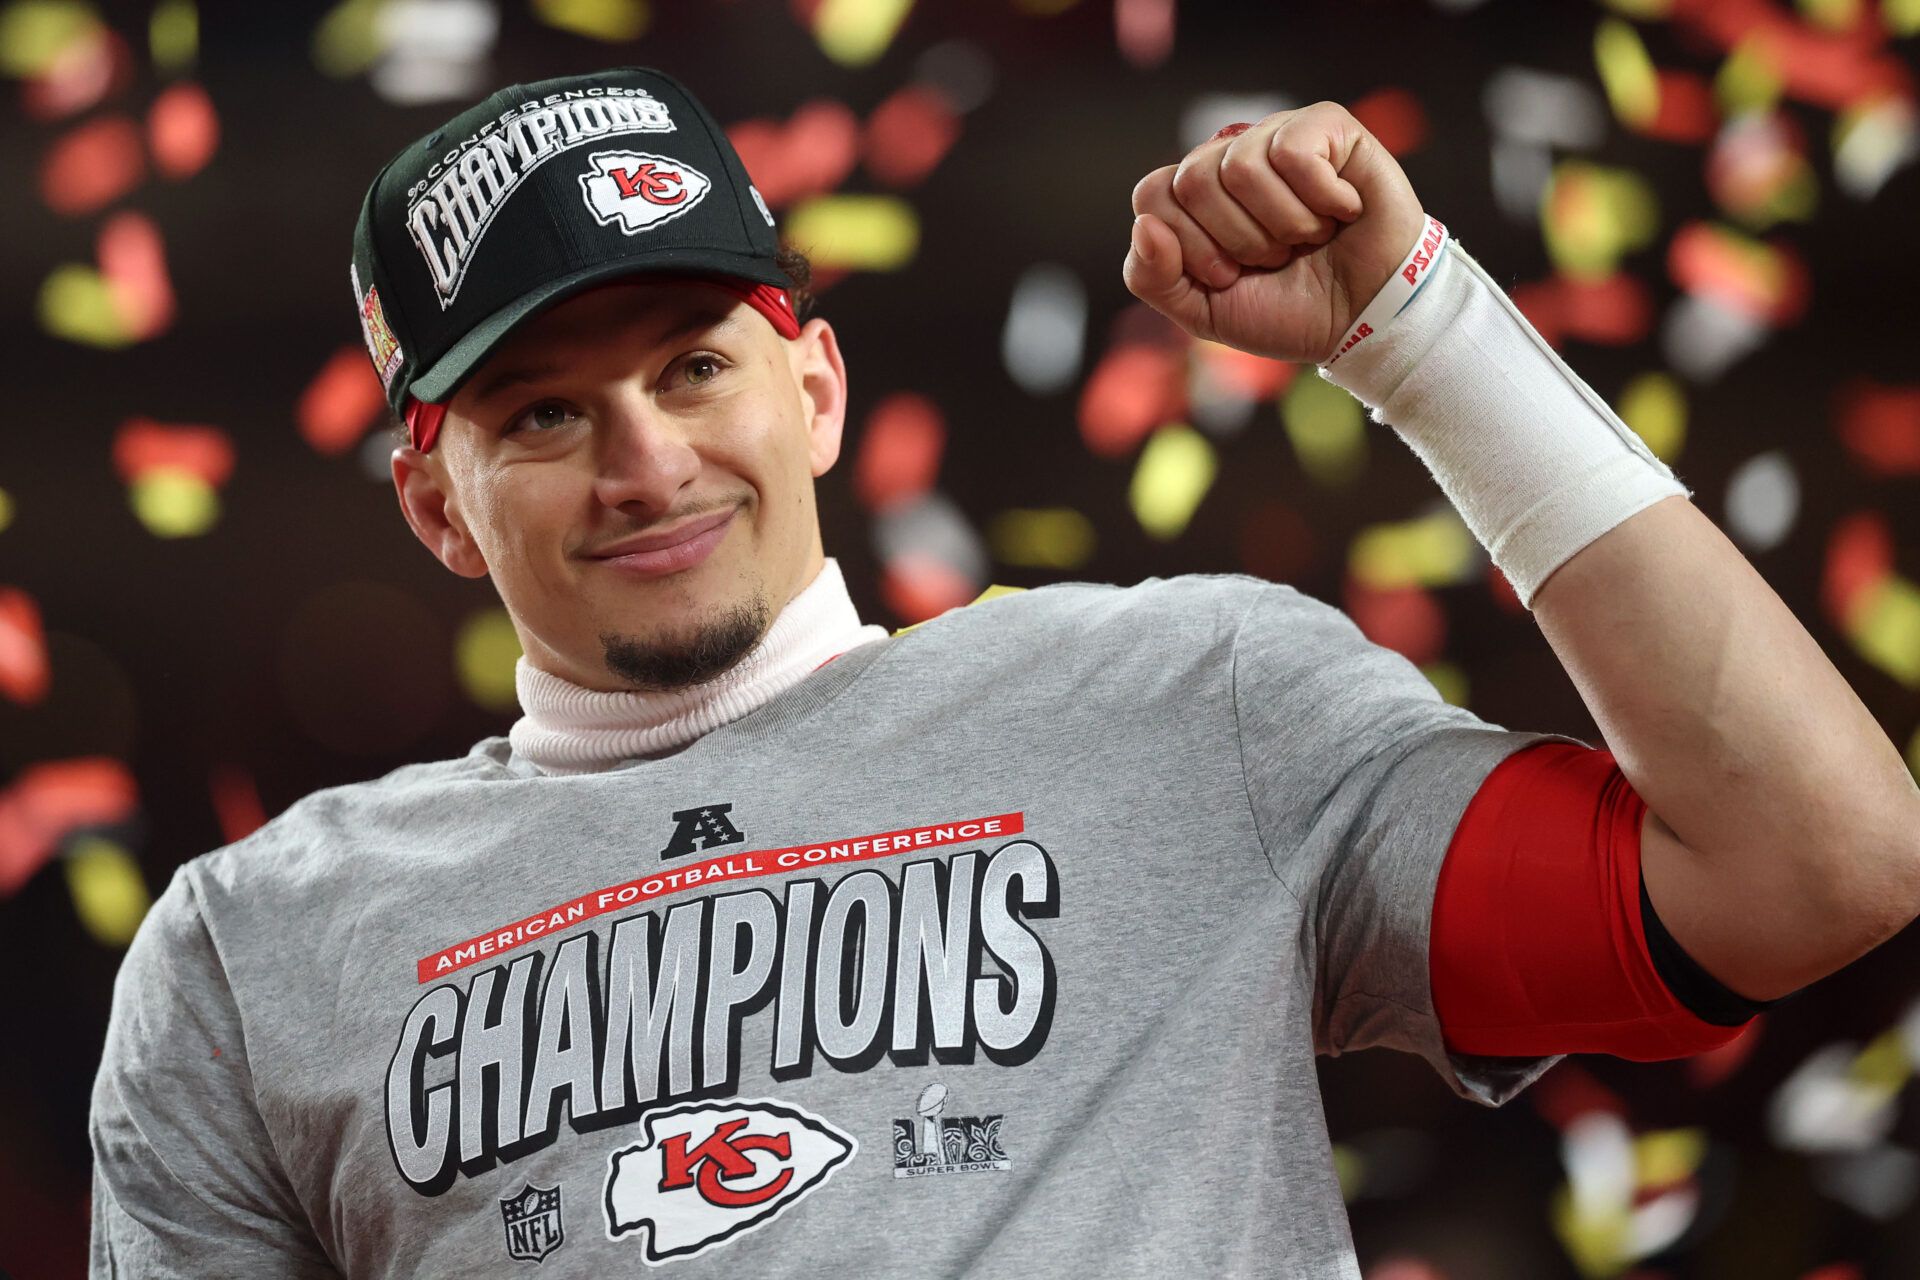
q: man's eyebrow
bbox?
[465,306,745,407]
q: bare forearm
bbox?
[1532,494,1920,995]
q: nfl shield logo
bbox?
[499,1183,564,1263]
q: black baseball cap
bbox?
[349,67,798,451]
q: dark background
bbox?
[3,0,1919,1275]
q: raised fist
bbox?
[1122,101,1425,365]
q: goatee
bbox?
[599,590,771,693]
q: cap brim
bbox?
[408,248,793,405]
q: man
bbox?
[90,67,1920,1277]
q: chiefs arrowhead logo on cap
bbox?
[579,151,712,236]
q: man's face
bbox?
[392,279,848,694]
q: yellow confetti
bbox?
[1847,577,1920,688]
[130,466,220,537]
[0,0,97,77]
[149,0,196,71]
[1542,162,1660,279]
[892,583,1024,636]
[1600,0,1672,16]
[312,0,382,78]
[784,196,919,272]
[811,0,914,67]
[0,487,13,534]
[531,0,649,41]
[1633,1127,1707,1188]
[1129,425,1215,540]
[1594,18,1659,129]
[38,264,133,348]
[1849,1027,1914,1092]
[1422,661,1469,707]
[1716,38,1783,116]
[1616,372,1686,463]
[1887,0,1920,36]
[1281,374,1367,488]
[64,836,150,948]
[988,507,1096,570]
[1549,1182,1633,1280]
[1349,510,1476,590]
[970,584,1025,605]
[456,607,523,712]
[1330,1143,1364,1200]
[1797,0,1862,30]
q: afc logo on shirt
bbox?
[659,801,745,860]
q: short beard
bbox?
[597,590,772,693]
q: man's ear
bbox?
[391,446,489,579]
[789,317,847,478]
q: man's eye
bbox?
[681,354,726,387]
[507,402,580,435]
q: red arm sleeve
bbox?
[1430,741,1763,1061]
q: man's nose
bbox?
[589,387,701,513]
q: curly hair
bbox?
[385,245,818,446]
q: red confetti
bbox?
[1078,345,1186,458]
[727,100,860,208]
[1684,1016,1764,1088]
[1198,345,1296,399]
[863,84,961,188]
[1560,273,1654,345]
[880,552,975,624]
[1487,563,1524,615]
[299,347,388,457]
[1366,1260,1450,1280]
[1821,512,1893,627]
[1836,381,1920,476]
[1667,222,1810,325]
[1512,274,1653,348]
[1508,280,1568,349]
[1644,70,1717,145]
[112,419,235,488]
[1349,87,1429,157]
[209,764,268,845]
[38,116,144,216]
[1801,1266,1864,1280]
[148,82,219,180]
[1238,500,1315,584]
[98,212,175,339]
[1670,0,1912,112]
[1528,1060,1631,1131]
[0,588,51,706]
[854,393,946,513]
[1342,579,1445,666]
[1115,0,1176,70]
[0,758,139,899]
[20,25,132,122]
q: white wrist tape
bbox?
[1317,233,1689,608]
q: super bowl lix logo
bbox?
[892,1082,1009,1179]
[579,151,711,236]
[603,1098,855,1263]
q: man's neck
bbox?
[507,557,889,774]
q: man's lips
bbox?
[588,507,737,559]
[585,508,737,579]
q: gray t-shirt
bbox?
[91,573,1568,1278]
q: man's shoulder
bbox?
[898,571,1314,648]
[181,746,502,899]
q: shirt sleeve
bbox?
[90,865,338,1278]
[1228,578,1578,1107]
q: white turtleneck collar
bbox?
[507,556,890,775]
